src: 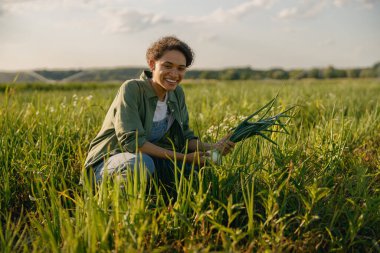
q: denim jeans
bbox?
[93,152,155,182]
[93,152,197,185]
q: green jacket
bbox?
[84,71,197,170]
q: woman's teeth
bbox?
[165,79,176,83]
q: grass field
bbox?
[1,79,379,252]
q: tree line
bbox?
[186,62,380,80]
[27,62,380,82]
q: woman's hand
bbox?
[214,134,235,155]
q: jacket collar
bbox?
[140,70,178,103]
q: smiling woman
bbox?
[83,36,235,192]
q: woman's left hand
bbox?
[214,134,235,155]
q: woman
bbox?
[84,36,235,184]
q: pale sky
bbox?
[0,0,379,71]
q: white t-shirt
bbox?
[153,94,174,130]
[153,94,168,122]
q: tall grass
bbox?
[1,79,379,252]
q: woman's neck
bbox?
[150,79,167,101]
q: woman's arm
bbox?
[187,139,213,152]
[139,141,207,164]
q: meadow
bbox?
[0,78,379,252]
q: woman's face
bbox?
[149,50,187,95]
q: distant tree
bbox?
[323,66,347,79]
[335,69,347,78]
[269,69,289,79]
[307,68,322,79]
[199,70,219,79]
[289,69,307,79]
[373,62,380,77]
[94,73,102,81]
[322,66,337,78]
[185,70,197,79]
[251,70,265,80]
[359,68,376,78]
[346,68,360,78]
[238,67,254,80]
[220,69,241,80]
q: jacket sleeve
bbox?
[113,81,146,152]
[177,86,198,141]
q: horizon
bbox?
[1,61,379,73]
[1,0,379,71]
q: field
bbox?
[1,79,379,252]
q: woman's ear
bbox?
[148,59,155,71]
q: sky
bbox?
[0,0,379,71]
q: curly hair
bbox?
[146,36,194,67]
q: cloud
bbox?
[277,7,299,19]
[333,0,349,7]
[277,0,377,20]
[181,0,276,25]
[101,0,275,33]
[334,0,377,8]
[0,0,279,34]
[200,0,275,23]
[0,0,99,14]
[277,1,327,19]
[101,8,172,33]
[0,0,29,16]
[358,0,377,9]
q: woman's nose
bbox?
[168,68,179,77]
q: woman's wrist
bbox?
[173,151,185,161]
[180,153,185,161]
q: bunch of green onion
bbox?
[229,95,295,144]
[207,96,295,165]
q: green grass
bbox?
[1,79,379,252]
